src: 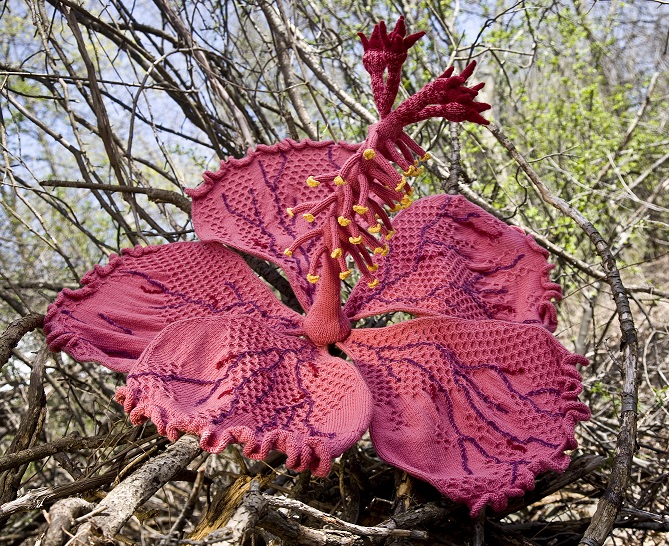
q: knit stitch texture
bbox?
[43,16,590,515]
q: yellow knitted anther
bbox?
[367,279,380,289]
[401,195,413,208]
[352,205,369,215]
[306,176,320,187]
[367,263,379,272]
[420,152,432,161]
[373,247,385,255]
[334,175,346,186]
[385,230,396,240]
[363,148,376,160]
[414,166,425,176]
[403,165,417,177]
[395,177,407,192]
[338,216,351,227]
[407,186,414,196]
[283,249,293,257]
[287,208,294,218]
[307,274,320,284]
[331,248,342,259]
[369,224,381,233]
[349,236,363,245]
[381,244,390,256]
[303,213,315,223]
[390,203,402,212]
[339,270,351,280]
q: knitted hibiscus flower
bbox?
[43,18,589,515]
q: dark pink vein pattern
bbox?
[341,317,589,515]
[44,242,303,372]
[117,316,372,475]
[344,195,562,331]
[188,139,359,309]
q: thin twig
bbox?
[0,313,44,369]
[0,431,130,473]
[266,495,429,540]
[40,179,192,214]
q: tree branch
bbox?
[487,122,639,546]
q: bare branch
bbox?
[70,435,202,543]
[487,122,639,546]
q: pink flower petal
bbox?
[341,317,589,515]
[188,139,359,310]
[116,316,372,475]
[344,195,562,331]
[44,242,302,372]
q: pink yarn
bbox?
[188,139,360,311]
[342,318,589,514]
[344,194,562,331]
[116,315,372,475]
[43,16,590,516]
[44,242,303,373]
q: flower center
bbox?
[283,121,430,289]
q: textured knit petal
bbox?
[116,315,372,475]
[44,242,303,373]
[341,317,589,515]
[344,195,562,331]
[188,139,359,310]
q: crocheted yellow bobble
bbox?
[349,235,363,245]
[369,224,381,233]
[307,274,320,284]
[283,248,293,257]
[303,213,315,222]
[306,176,320,187]
[363,148,376,160]
[331,248,343,259]
[286,207,294,218]
[352,205,369,215]
[339,270,352,280]
[367,263,379,272]
[367,279,380,289]
[334,175,347,186]
[338,216,351,227]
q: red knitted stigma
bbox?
[358,17,425,119]
[284,23,490,292]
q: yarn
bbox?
[117,315,372,476]
[43,16,590,516]
[344,194,562,331]
[44,242,303,373]
[342,317,589,514]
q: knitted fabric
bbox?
[189,139,359,310]
[44,242,303,373]
[341,318,588,514]
[43,16,590,516]
[344,194,561,330]
[269,41,490,292]
[116,316,372,475]
[358,18,425,119]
